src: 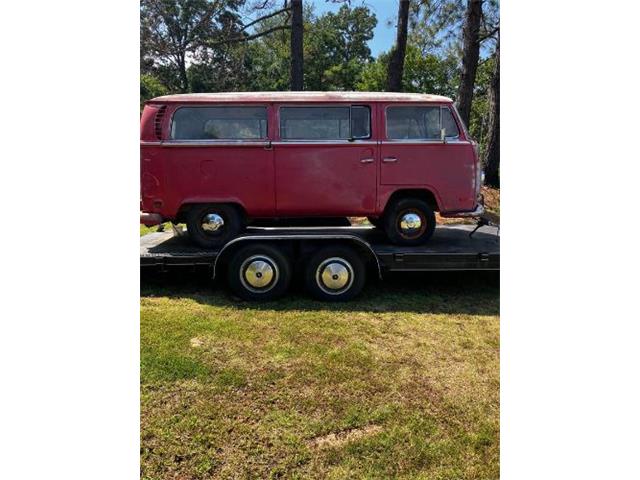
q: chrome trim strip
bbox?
[380,139,470,145]
[271,140,377,146]
[142,139,469,146]
[158,141,270,147]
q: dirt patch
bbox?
[348,217,369,225]
[482,186,500,214]
[308,425,383,449]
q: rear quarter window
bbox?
[170,106,267,140]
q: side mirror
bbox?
[440,128,447,144]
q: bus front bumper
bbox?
[440,194,486,218]
[440,204,485,218]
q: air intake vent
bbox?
[154,105,167,140]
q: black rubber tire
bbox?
[227,244,292,301]
[367,216,382,229]
[304,246,366,302]
[383,197,436,246]
[186,204,244,249]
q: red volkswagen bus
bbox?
[140,92,484,247]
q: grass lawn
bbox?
[141,223,176,236]
[140,224,157,236]
[141,270,499,479]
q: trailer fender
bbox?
[212,234,382,281]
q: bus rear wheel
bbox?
[186,204,244,249]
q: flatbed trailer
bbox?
[140,224,499,301]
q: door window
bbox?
[280,106,371,140]
[170,106,267,140]
[386,106,460,140]
[441,107,460,138]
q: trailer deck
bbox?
[140,224,499,273]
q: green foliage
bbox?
[187,45,255,92]
[140,74,168,106]
[402,46,459,96]
[304,5,377,90]
[141,0,246,91]
[468,56,495,148]
[357,46,458,98]
[239,4,377,92]
[409,0,466,55]
[355,54,388,92]
[241,12,292,91]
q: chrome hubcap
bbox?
[240,255,278,293]
[202,213,224,232]
[316,258,354,295]
[399,213,422,234]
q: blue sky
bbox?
[309,1,497,59]
[310,0,397,57]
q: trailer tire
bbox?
[227,244,291,301]
[304,246,366,301]
[186,204,244,249]
[383,197,436,245]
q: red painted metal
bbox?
[140,212,163,226]
[140,93,481,223]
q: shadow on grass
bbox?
[141,266,499,316]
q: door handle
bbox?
[360,158,375,163]
[383,156,398,163]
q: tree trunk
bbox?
[290,0,304,90]
[178,54,189,93]
[483,39,499,188]
[456,0,483,127]
[387,0,410,92]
